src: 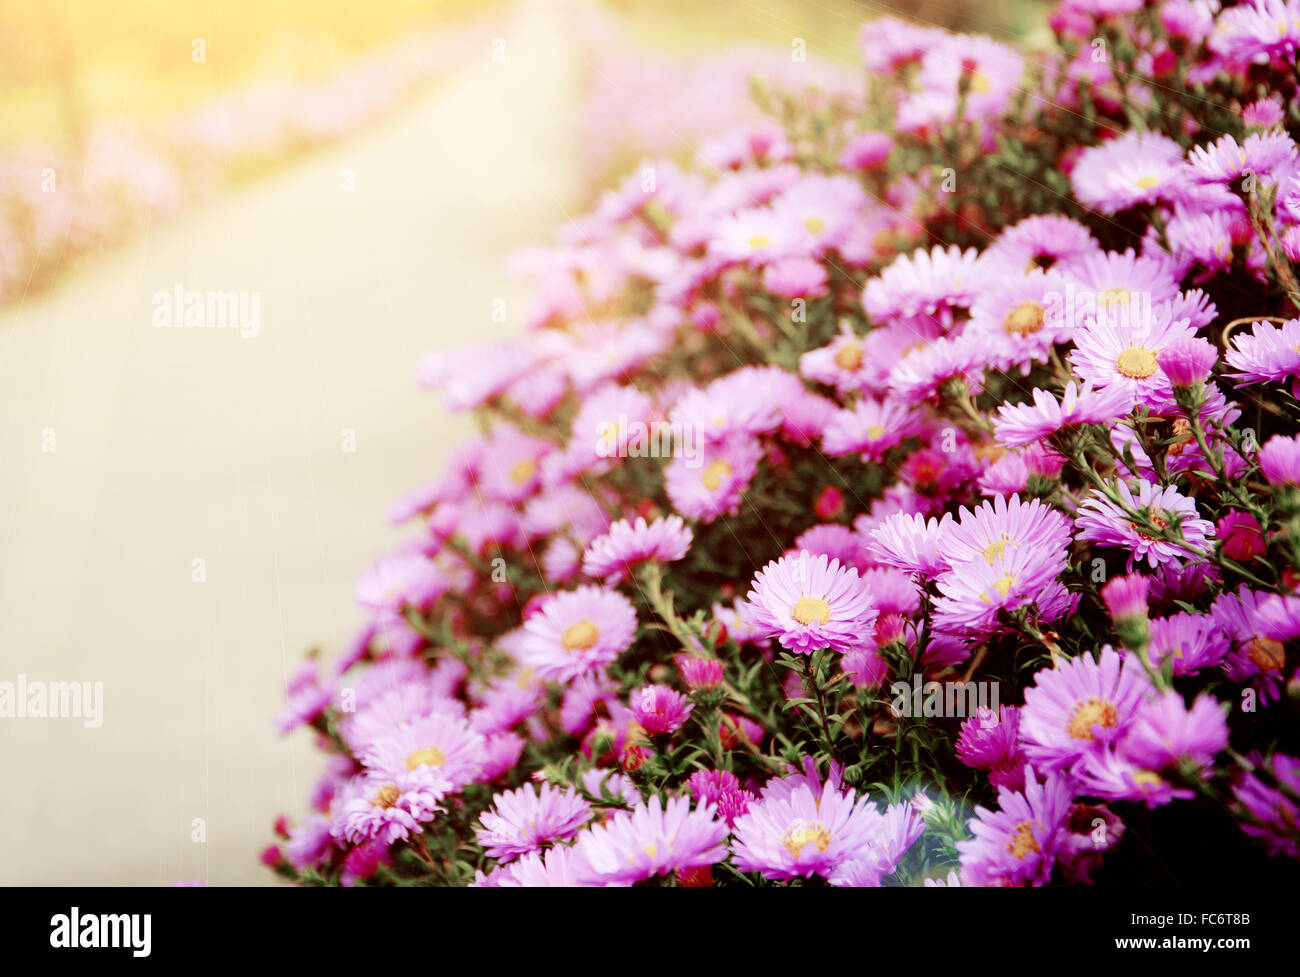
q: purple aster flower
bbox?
[331,773,444,846]
[520,586,639,684]
[1120,691,1229,772]
[1189,131,1298,184]
[1071,130,1189,214]
[1258,433,1300,486]
[1157,335,1218,389]
[630,684,694,735]
[1020,647,1153,771]
[675,655,725,689]
[663,433,764,524]
[1069,748,1193,809]
[956,772,1075,886]
[956,705,1027,790]
[821,396,920,461]
[828,802,927,887]
[1100,572,1151,623]
[475,784,593,862]
[688,769,742,806]
[574,795,728,885]
[360,711,488,796]
[985,214,1102,272]
[492,844,594,887]
[730,780,901,881]
[993,381,1132,448]
[1070,310,1198,410]
[887,334,987,406]
[868,511,955,577]
[1224,318,1300,386]
[862,244,986,331]
[931,545,1072,639]
[937,493,1074,570]
[741,550,879,655]
[1075,478,1215,570]
[1213,0,1300,62]
[582,515,693,584]
[1146,611,1231,675]
[1232,753,1300,858]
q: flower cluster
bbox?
[269,1,1300,886]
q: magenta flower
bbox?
[630,685,694,735]
[937,493,1074,570]
[1100,572,1151,623]
[1224,318,1300,387]
[573,795,728,885]
[957,772,1075,886]
[1145,612,1231,676]
[676,655,725,689]
[475,784,593,862]
[730,780,908,881]
[993,381,1132,448]
[1258,433,1300,486]
[582,515,693,584]
[360,711,487,796]
[520,586,639,683]
[1075,478,1215,569]
[868,511,955,577]
[741,550,879,655]
[1232,753,1300,858]
[1120,691,1229,772]
[1020,647,1152,771]
[956,706,1027,790]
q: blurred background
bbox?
[0,0,1048,884]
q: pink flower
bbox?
[630,685,694,735]
[582,515,693,583]
[741,550,878,655]
[519,586,639,683]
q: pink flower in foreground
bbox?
[574,795,728,885]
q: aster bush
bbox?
[271,0,1300,886]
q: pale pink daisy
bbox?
[741,550,878,655]
[582,515,693,583]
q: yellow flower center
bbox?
[702,460,732,492]
[1116,346,1158,379]
[372,783,401,809]
[406,746,446,770]
[1132,769,1164,791]
[748,234,772,249]
[1099,287,1131,307]
[1136,174,1160,189]
[970,71,990,93]
[864,424,885,440]
[1066,697,1119,741]
[509,458,536,485]
[1003,301,1045,337]
[992,571,1018,598]
[804,216,825,234]
[562,619,600,652]
[1007,821,1040,860]
[792,596,831,626]
[834,343,864,370]
[782,822,832,857]
[982,535,1012,565]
